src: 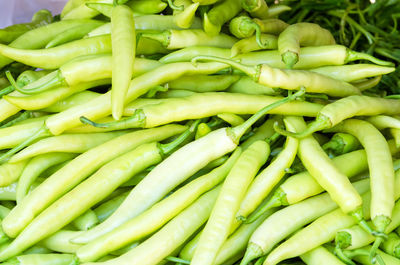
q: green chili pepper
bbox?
[322,133,362,157]
[88,16,203,35]
[167,75,240,92]
[300,246,345,265]
[0,160,30,188]
[365,115,400,131]
[62,0,103,20]
[40,91,100,113]
[195,123,212,139]
[10,131,126,163]
[5,81,108,113]
[278,22,336,69]
[381,232,400,258]
[227,76,278,96]
[230,34,277,57]
[173,0,200,28]
[93,192,129,223]
[40,230,82,254]
[265,4,291,18]
[0,19,103,69]
[353,76,382,91]
[234,45,393,69]
[85,3,116,17]
[0,182,18,201]
[275,96,400,139]
[81,92,322,131]
[2,253,78,265]
[16,153,77,204]
[0,35,112,69]
[141,29,237,49]
[217,113,245,127]
[23,55,159,95]
[193,56,361,97]
[310,64,395,82]
[242,0,269,19]
[252,18,288,35]
[87,1,165,16]
[0,9,53,44]
[203,0,242,36]
[0,116,49,150]
[61,0,85,18]
[111,4,136,120]
[73,209,100,231]
[160,46,230,63]
[45,21,105,48]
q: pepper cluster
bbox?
[0,0,398,265]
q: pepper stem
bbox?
[241,188,287,224]
[4,71,18,93]
[335,231,352,250]
[351,208,376,235]
[273,115,331,139]
[254,256,267,265]
[14,70,66,95]
[242,0,259,12]
[346,49,394,66]
[282,51,298,69]
[369,216,391,264]
[165,256,190,264]
[191,55,259,81]
[0,85,14,97]
[251,22,269,49]
[240,243,264,265]
[0,111,33,129]
[229,88,306,143]
[322,140,342,155]
[80,109,146,130]
[0,123,51,164]
[344,248,385,265]
[167,0,184,11]
[343,248,368,258]
[370,237,385,265]
[159,119,200,155]
[140,31,171,48]
[266,132,280,145]
[334,244,356,265]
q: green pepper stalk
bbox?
[229,16,270,49]
[241,0,269,19]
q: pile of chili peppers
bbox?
[0,0,398,264]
